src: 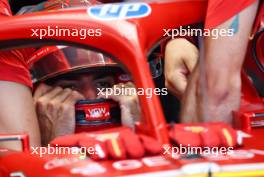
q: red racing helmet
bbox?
[29,46,129,132]
[25,0,129,132]
[29,46,124,83]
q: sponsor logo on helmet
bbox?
[88,3,151,20]
[87,107,109,119]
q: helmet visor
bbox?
[30,46,120,83]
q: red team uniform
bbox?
[205,0,257,29]
[0,0,35,87]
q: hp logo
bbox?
[88,3,151,20]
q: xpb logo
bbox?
[88,3,151,20]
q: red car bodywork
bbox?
[0,1,263,176]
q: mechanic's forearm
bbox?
[181,65,242,124]
[0,82,41,150]
[180,2,259,123]
[202,49,242,123]
[199,72,242,123]
[200,1,259,123]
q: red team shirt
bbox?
[205,0,257,29]
[0,0,35,87]
[0,0,257,88]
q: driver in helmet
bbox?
[30,46,140,145]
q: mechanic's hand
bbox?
[98,82,141,129]
[33,83,85,145]
[164,38,198,99]
[169,122,239,148]
[50,126,162,160]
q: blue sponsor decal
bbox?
[88,3,151,20]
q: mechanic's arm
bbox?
[0,82,41,150]
[164,38,199,99]
[0,0,41,150]
[180,1,259,123]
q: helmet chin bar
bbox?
[75,99,121,133]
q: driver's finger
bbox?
[63,91,85,105]
[50,88,73,104]
[33,83,52,102]
[35,86,64,114]
[57,91,84,118]
[47,88,73,118]
[37,86,64,103]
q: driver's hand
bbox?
[164,38,198,99]
[33,83,85,145]
[97,82,141,129]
